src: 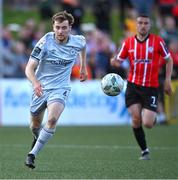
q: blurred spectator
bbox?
[158,60,167,124]
[168,39,178,79]
[61,0,84,34]
[38,0,54,21]
[156,0,176,28]
[13,41,28,78]
[118,0,133,28]
[37,0,54,32]
[18,18,37,49]
[81,28,117,79]
[93,30,115,78]
[158,0,176,16]
[110,38,130,80]
[2,40,28,78]
[159,15,178,44]
[2,47,17,78]
[123,8,137,37]
[171,3,178,27]
[2,27,14,50]
[130,0,155,15]
[93,0,112,34]
[157,38,178,123]
[84,28,98,78]
[12,0,30,10]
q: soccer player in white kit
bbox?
[25,11,88,169]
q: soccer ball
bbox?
[101,73,124,96]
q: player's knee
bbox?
[131,112,141,121]
[30,118,41,129]
[47,117,57,129]
[30,122,41,129]
[132,114,142,127]
[142,121,153,128]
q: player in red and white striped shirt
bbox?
[111,14,173,160]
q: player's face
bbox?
[53,20,71,43]
[136,17,151,37]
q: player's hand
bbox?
[79,67,88,82]
[33,80,43,97]
[110,57,121,67]
[164,79,173,96]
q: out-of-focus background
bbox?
[0,0,178,126]
[0,1,178,179]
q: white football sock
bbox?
[29,127,55,157]
[142,148,149,154]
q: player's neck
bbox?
[136,33,149,42]
[55,35,69,44]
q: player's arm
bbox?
[110,55,122,67]
[79,46,88,82]
[164,56,173,96]
[25,57,43,97]
[158,37,173,96]
[110,41,128,68]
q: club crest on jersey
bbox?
[69,48,79,56]
[148,47,154,53]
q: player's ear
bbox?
[149,19,152,30]
[52,24,55,32]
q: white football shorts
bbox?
[30,88,71,116]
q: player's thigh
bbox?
[125,82,140,108]
[142,87,158,112]
[46,88,70,127]
[47,88,70,120]
[128,103,142,127]
[142,108,157,128]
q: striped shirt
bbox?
[116,34,170,87]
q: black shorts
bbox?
[125,82,158,112]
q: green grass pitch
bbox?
[0,125,178,179]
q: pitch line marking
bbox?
[0,144,178,150]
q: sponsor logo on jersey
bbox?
[51,59,73,66]
[134,59,151,63]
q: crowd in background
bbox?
[1,0,178,123]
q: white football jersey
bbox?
[30,32,86,90]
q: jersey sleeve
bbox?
[79,35,86,49]
[158,36,170,60]
[30,35,46,61]
[116,40,128,62]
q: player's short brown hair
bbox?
[52,11,74,26]
[137,14,150,19]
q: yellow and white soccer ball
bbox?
[101,73,124,96]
